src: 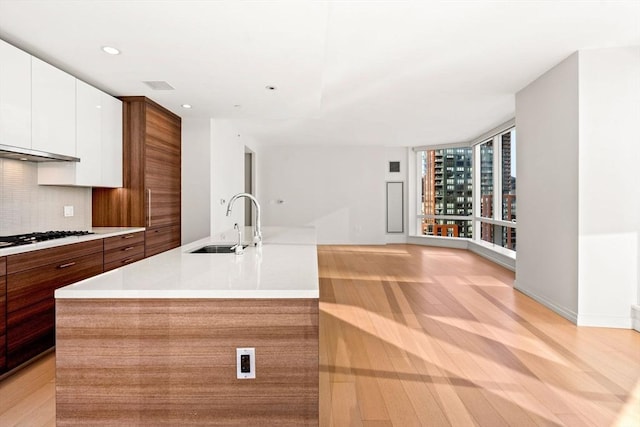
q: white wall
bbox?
[258,145,389,244]
[516,47,640,328]
[577,47,640,327]
[210,119,259,236]
[515,53,580,322]
[181,118,211,244]
[385,147,409,244]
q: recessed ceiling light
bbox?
[101,46,120,55]
[181,104,192,109]
[265,85,277,91]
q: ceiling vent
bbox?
[143,81,175,90]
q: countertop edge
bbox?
[0,227,146,257]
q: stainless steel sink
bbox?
[190,244,247,254]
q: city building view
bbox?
[420,147,473,238]
[419,129,517,250]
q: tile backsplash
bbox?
[0,158,91,235]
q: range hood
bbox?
[0,144,80,162]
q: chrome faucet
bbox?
[231,223,244,255]
[226,193,262,247]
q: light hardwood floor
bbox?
[2,244,639,426]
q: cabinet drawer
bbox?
[104,231,144,251]
[1,256,6,275]
[145,225,180,258]
[0,275,5,372]
[1,276,6,336]
[6,297,54,369]
[7,239,103,274]
[104,243,145,272]
[7,251,103,314]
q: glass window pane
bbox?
[480,140,493,218]
[502,226,516,250]
[502,130,516,222]
[479,222,516,251]
[419,147,473,220]
[422,218,472,238]
[480,221,493,244]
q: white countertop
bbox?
[0,227,146,257]
[54,226,319,300]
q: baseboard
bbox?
[385,234,408,244]
[577,314,633,329]
[514,284,578,324]
[632,305,640,332]
[467,241,516,272]
[406,235,468,249]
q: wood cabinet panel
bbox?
[103,232,144,251]
[0,271,6,372]
[7,297,54,369]
[7,239,103,275]
[104,243,144,272]
[145,226,180,258]
[5,241,103,370]
[56,298,319,425]
[0,256,5,275]
[7,252,103,314]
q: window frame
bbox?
[472,127,516,251]
[412,120,516,254]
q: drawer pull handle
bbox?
[123,246,135,251]
[58,262,76,269]
[123,234,134,239]
[122,258,135,264]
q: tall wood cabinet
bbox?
[93,97,181,257]
[0,257,6,373]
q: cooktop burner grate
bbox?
[0,230,94,248]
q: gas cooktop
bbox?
[0,230,94,249]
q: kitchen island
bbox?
[54,227,319,426]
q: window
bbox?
[418,147,473,238]
[414,125,516,253]
[474,128,516,251]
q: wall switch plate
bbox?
[63,205,74,217]
[236,347,256,379]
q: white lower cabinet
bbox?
[38,80,122,187]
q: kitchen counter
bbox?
[54,226,319,425]
[55,226,319,299]
[0,227,145,257]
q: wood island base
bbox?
[55,298,319,426]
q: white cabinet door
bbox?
[39,81,123,187]
[75,80,102,184]
[31,56,76,157]
[100,94,123,187]
[0,39,31,148]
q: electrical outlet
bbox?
[236,348,256,379]
[63,205,74,217]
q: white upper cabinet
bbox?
[100,93,123,187]
[0,39,31,148]
[75,80,102,184]
[31,56,76,157]
[38,80,123,187]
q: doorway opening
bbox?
[244,148,255,226]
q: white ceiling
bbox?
[1,1,639,147]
